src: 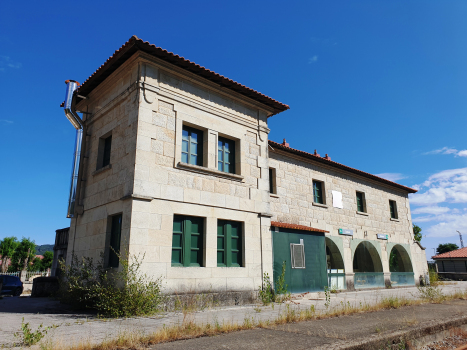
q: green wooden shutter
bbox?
[217,220,242,267]
[172,216,204,267]
[356,192,364,212]
[313,181,323,204]
[172,216,184,266]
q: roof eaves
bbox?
[271,221,329,233]
[269,140,417,194]
[76,36,289,113]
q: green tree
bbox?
[413,224,422,242]
[436,243,459,255]
[0,237,19,273]
[11,238,36,272]
[41,251,53,271]
[31,257,43,272]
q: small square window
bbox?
[313,180,325,204]
[356,191,366,213]
[172,215,204,267]
[217,220,243,267]
[389,200,398,219]
[269,168,277,194]
[182,126,203,166]
[218,137,235,174]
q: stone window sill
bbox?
[390,218,400,222]
[270,193,279,198]
[93,164,112,176]
[312,202,328,209]
[356,211,369,216]
[177,162,244,182]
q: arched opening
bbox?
[353,241,384,288]
[389,245,414,286]
[326,238,345,289]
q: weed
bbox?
[14,317,50,346]
[324,286,331,309]
[258,261,290,305]
[253,306,262,313]
[58,250,165,318]
[417,285,445,303]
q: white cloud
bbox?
[424,214,467,238]
[412,206,450,215]
[308,56,318,64]
[0,119,13,124]
[423,147,467,157]
[410,168,467,205]
[374,173,406,182]
[0,55,21,71]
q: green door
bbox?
[273,227,328,293]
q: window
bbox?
[217,220,242,267]
[172,215,204,267]
[97,134,112,170]
[269,168,277,194]
[290,243,305,268]
[218,137,235,173]
[356,191,366,212]
[313,180,324,204]
[108,214,122,268]
[389,200,398,219]
[182,126,203,166]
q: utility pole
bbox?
[457,231,464,248]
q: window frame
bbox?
[217,136,235,174]
[389,200,398,219]
[269,167,277,194]
[107,213,122,268]
[96,133,112,170]
[181,125,204,167]
[356,191,366,213]
[312,180,325,204]
[172,215,204,267]
[217,220,243,267]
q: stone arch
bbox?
[389,244,413,272]
[353,241,383,273]
[389,244,415,286]
[353,241,385,288]
[326,237,346,289]
[325,237,345,270]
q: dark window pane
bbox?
[103,136,112,167]
[217,237,224,249]
[217,251,224,265]
[172,233,182,248]
[191,234,199,248]
[108,214,122,268]
[172,249,182,264]
[190,250,199,265]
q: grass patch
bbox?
[39,286,467,350]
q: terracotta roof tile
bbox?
[432,247,467,259]
[75,36,289,114]
[271,221,329,233]
[268,140,417,194]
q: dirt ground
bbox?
[422,328,467,350]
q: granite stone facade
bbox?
[64,39,427,298]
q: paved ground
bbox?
[1,282,466,349]
[151,300,467,350]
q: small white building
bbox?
[60,36,427,303]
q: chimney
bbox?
[282,138,289,147]
[314,149,320,157]
[324,154,331,160]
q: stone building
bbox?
[61,36,427,301]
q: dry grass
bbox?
[38,288,467,350]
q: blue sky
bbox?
[1,1,466,260]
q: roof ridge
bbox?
[268,139,417,194]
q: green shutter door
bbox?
[272,228,328,293]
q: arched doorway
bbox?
[325,238,345,289]
[389,245,414,286]
[353,241,384,288]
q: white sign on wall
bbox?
[332,190,343,209]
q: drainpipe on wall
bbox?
[64,80,84,218]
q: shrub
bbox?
[259,261,290,304]
[14,317,50,346]
[58,251,164,318]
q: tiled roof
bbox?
[271,221,329,233]
[432,247,467,259]
[75,36,289,114]
[268,140,417,194]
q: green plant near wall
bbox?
[275,261,290,301]
[259,261,290,304]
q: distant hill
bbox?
[35,244,54,255]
